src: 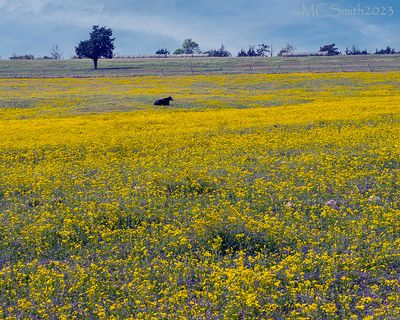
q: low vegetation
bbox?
[0,72,399,318]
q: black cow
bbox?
[154,96,173,106]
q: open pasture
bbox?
[0,72,399,318]
[1,54,400,78]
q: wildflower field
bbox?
[0,72,399,319]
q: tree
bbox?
[278,44,296,56]
[173,39,201,55]
[75,25,115,69]
[50,45,63,59]
[319,43,341,56]
[237,44,271,57]
[345,45,368,55]
[207,44,231,57]
[237,48,248,57]
[173,48,185,54]
[155,48,170,54]
[9,54,35,60]
[256,44,271,57]
[247,45,257,57]
[181,38,201,54]
[375,46,396,54]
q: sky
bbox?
[0,0,399,58]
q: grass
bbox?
[0,72,399,319]
[1,54,400,78]
[1,72,399,117]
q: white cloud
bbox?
[0,0,398,56]
[0,0,334,54]
[0,0,53,14]
[342,17,399,49]
[28,5,243,50]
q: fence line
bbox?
[0,63,399,78]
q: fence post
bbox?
[308,65,312,72]
[278,65,282,73]
[368,64,373,72]
[190,67,194,75]
[161,68,165,76]
[220,66,224,74]
[249,65,253,74]
[340,64,344,72]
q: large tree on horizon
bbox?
[174,38,201,54]
[75,25,115,69]
[319,43,341,56]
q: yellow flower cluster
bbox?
[0,72,399,318]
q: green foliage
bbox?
[237,44,270,57]
[173,48,185,54]
[345,45,368,55]
[182,38,201,54]
[375,46,397,54]
[319,43,341,56]
[207,44,231,57]
[237,48,248,57]
[174,38,201,54]
[247,45,257,57]
[9,54,35,60]
[155,48,170,54]
[75,25,115,69]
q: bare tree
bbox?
[256,44,271,56]
[50,45,63,60]
[278,44,296,56]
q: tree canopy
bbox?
[207,44,231,57]
[237,44,271,57]
[375,46,397,54]
[174,39,201,55]
[182,39,201,54]
[319,43,341,56]
[155,48,170,54]
[345,45,368,55]
[75,25,115,69]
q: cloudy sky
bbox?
[0,0,398,58]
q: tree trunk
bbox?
[93,58,98,70]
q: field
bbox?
[0,72,399,319]
[1,54,400,77]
